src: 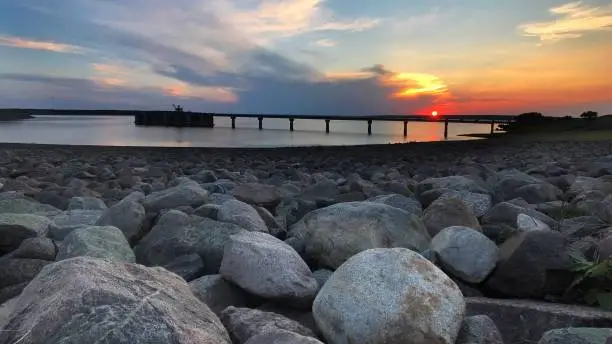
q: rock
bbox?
[437,190,493,217]
[48,209,104,240]
[569,176,607,198]
[517,213,552,232]
[488,169,545,202]
[190,275,253,316]
[194,203,221,219]
[275,198,317,228]
[0,256,231,344]
[193,169,218,183]
[299,180,340,202]
[33,191,69,210]
[95,194,146,243]
[256,303,321,338]
[217,199,268,233]
[67,196,107,210]
[0,213,51,254]
[313,248,465,344]
[560,216,608,238]
[430,226,498,283]
[0,198,60,216]
[456,315,504,344]
[220,231,318,308]
[312,269,333,290]
[0,297,18,330]
[135,213,245,274]
[366,193,423,217]
[423,197,481,236]
[56,225,135,263]
[232,183,285,209]
[0,282,28,305]
[597,234,612,260]
[220,306,316,344]
[255,206,284,238]
[288,201,431,269]
[7,237,56,260]
[485,231,573,298]
[513,183,563,204]
[572,190,608,215]
[466,297,612,344]
[482,201,558,229]
[162,253,204,281]
[417,176,489,195]
[0,258,50,303]
[245,330,324,344]
[596,194,612,223]
[537,328,612,344]
[547,175,576,191]
[143,180,209,212]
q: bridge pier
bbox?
[490,121,495,135]
[231,116,236,129]
[289,118,294,132]
[444,119,449,139]
[325,120,330,134]
[367,120,372,135]
[258,116,263,130]
[403,120,408,137]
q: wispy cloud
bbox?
[0,35,82,53]
[311,38,337,47]
[520,1,612,42]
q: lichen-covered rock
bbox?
[0,213,51,254]
[0,256,231,344]
[422,197,481,236]
[288,202,430,269]
[220,231,318,308]
[313,248,465,344]
[56,225,135,263]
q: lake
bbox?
[0,115,494,148]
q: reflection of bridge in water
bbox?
[134,112,518,139]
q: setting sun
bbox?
[431,111,438,117]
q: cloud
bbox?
[312,39,337,47]
[0,35,82,53]
[520,1,612,42]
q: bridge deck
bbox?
[209,113,516,123]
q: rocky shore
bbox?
[1,140,612,344]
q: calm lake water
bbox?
[0,115,494,148]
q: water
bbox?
[0,115,494,148]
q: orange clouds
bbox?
[0,36,81,53]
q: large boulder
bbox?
[430,226,498,283]
[456,315,504,344]
[436,190,493,217]
[0,257,231,344]
[143,180,209,212]
[245,330,324,344]
[288,202,431,269]
[56,225,135,263]
[488,169,544,202]
[48,209,104,240]
[366,194,423,217]
[0,258,50,303]
[217,199,268,233]
[568,176,608,198]
[190,275,254,316]
[162,253,204,282]
[96,193,146,243]
[6,237,56,261]
[0,198,61,216]
[220,231,318,308]
[0,213,51,254]
[422,197,481,236]
[517,213,551,232]
[232,183,285,209]
[485,231,573,298]
[482,201,558,229]
[537,328,612,344]
[313,248,465,344]
[67,196,107,210]
[275,198,317,229]
[466,297,612,344]
[220,306,316,344]
[134,211,245,274]
[513,183,563,204]
[417,176,489,195]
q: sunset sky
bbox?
[1,0,611,116]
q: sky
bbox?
[0,0,611,116]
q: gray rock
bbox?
[514,183,563,204]
[430,226,498,283]
[56,225,135,263]
[597,234,612,260]
[33,191,69,210]
[275,198,317,229]
[437,190,493,217]
[313,248,465,344]
[162,253,204,281]
[143,180,209,212]
[569,176,608,198]
[417,176,489,195]
[517,213,551,232]
[217,199,268,233]
[255,206,285,238]
[299,180,340,202]
[466,297,612,344]
[456,315,504,344]
[67,196,107,210]
[0,256,231,344]
[423,197,481,236]
[49,209,103,240]
[190,275,253,316]
[366,193,422,217]
[96,194,146,243]
[193,203,221,219]
[220,231,318,308]
[7,237,56,260]
[312,269,333,291]
[232,183,285,209]
[0,297,18,330]
[220,306,316,344]
[538,328,612,344]
[488,169,545,202]
[288,201,431,269]
[245,330,324,344]
[135,213,245,274]
[572,190,608,215]
[0,213,51,254]
[486,231,573,298]
[0,282,28,305]
[207,193,236,205]
[193,170,218,183]
[256,303,321,338]
[0,258,50,289]
[596,194,612,223]
[482,201,558,229]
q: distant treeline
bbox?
[0,108,192,117]
[500,111,612,133]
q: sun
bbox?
[431,111,438,117]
